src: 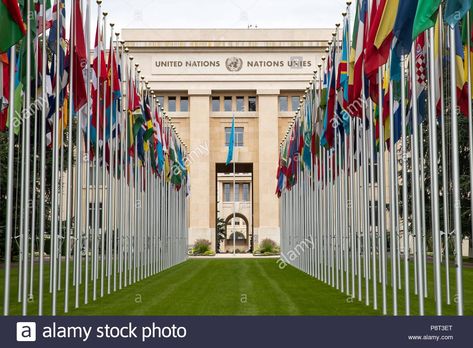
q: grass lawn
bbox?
[1,258,471,316]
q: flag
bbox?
[365,0,399,77]
[0,53,9,131]
[104,37,120,139]
[226,114,235,165]
[72,0,87,112]
[0,0,27,53]
[320,43,336,148]
[143,94,153,141]
[454,24,469,116]
[339,15,349,109]
[444,0,472,27]
[393,0,419,56]
[412,0,442,40]
[348,0,368,117]
[35,0,53,34]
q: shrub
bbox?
[203,250,215,256]
[259,239,277,253]
[193,239,211,255]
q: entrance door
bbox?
[215,163,253,253]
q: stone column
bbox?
[188,90,211,246]
[257,89,280,245]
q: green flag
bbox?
[412,0,442,40]
[0,0,27,52]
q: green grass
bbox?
[1,258,471,316]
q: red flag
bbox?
[0,53,9,131]
[72,0,87,112]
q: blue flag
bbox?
[393,0,419,56]
[444,0,472,26]
[226,115,235,165]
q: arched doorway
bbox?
[224,213,250,253]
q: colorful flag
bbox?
[0,0,27,53]
[226,114,235,165]
[412,0,442,40]
[0,53,9,131]
[348,0,368,117]
[393,0,419,57]
[454,24,469,116]
[444,0,472,27]
[365,0,399,76]
[72,0,87,112]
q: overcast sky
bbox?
[88,0,350,34]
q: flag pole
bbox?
[400,55,410,315]
[93,0,103,302]
[389,69,398,315]
[427,26,442,316]
[233,115,236,256]
[84,0,92,305]
[448,24,464,316]
[438,6,451,305]
[410,40,425,315]
[38,0,47,314]
[3,46,17,316]
[64,0,75,313]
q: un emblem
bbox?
[226,57,243,72]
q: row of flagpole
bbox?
[2,0,189,316]
[277,0,469,316]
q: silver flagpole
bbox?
[3,47,17,316]
[100,11,108,297]
[369,99,377,310]
[113,33,121,292]
[38,1,47,314]
[438,6,450,305]
[64,0,76,313]
[400,55,410,315]
[427,27,442,316]
[378,68,387,315]
[19,105,25,303]
[51,0,62,315]
[21,0,33,316]
[389,76,398,315]
[93,0,102,302]
[107,22,114,295]
[29,25,40,303]
[74,0,84,308]
[448,24,464,316]
[233,116,236,256]
[350,116,355,298]
[84,0,92,305]
[410,40,425,315]
[419,124,427,297]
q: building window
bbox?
[248,96,257,112]
[242,183,250,201]
[180,97,189,112]
[279,96,288,112]
[223,183,231,202]
[157,96,164,109]
[212,97,220,112]
[168,97,176,112]
[88,202,103,228]
[224,96,232,112]
[234,183,240,201]
[291,96,300,111]
[236,96,245,112]
[225,127,244,147]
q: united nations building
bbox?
[122,28,331,252]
